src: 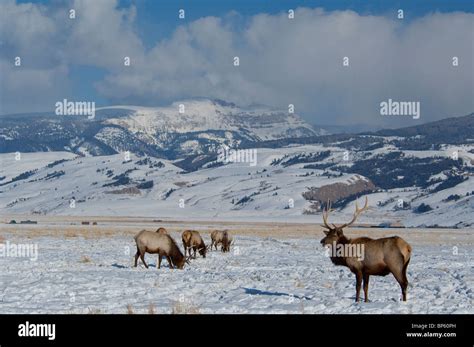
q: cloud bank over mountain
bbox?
[1,0,472,126]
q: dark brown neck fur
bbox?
[329,235,351,267]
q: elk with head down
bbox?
[319,197,412,302]
[182,230,208,258]
[210,230,232,252]
[134,230,189,269]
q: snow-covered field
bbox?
[0,222,472,314]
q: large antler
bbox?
[322,200,334,229]
[339,196,369,229]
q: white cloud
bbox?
[0,60,69,115]
[0,0,69,114]
[96,8,474,126]
[66,0,144,68]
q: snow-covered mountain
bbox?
[101,99,321,141]
[0,99,323,158]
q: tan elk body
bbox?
[182,230,207,258]
[134,230,187,269]
[210,230,232,252]
[320,197,412,302]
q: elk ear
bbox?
[321,227,330,235]
[336,228,344,236]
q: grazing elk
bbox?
[182,230,207,258]
[320,197,412,302]
[134,230,188,269]
[210,230,232,252]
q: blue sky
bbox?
[2,0,473,127]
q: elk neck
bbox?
[329,234,351,267]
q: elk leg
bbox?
[363,274,370,302]
[401,283,408,302]
[392,271,408,302]
[401,259,410,301]
[166,256,174,269]
[390,257,409,302]
[140,252,148,269]
[355,272,362,302]
[158,255,162,269]
[193,247,197,259]
[134,249,139,267]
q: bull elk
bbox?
[182,230,208,258]
[134,230,189,269]
[320,197,412,302]
[210,230,232,252]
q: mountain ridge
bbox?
[0,98,323,158]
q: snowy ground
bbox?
[0,223,472,314]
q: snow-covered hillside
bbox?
[1,108,472,228]
[1,141,473,227]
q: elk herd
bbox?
[133,197,412,302]
[134,228,232,269]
